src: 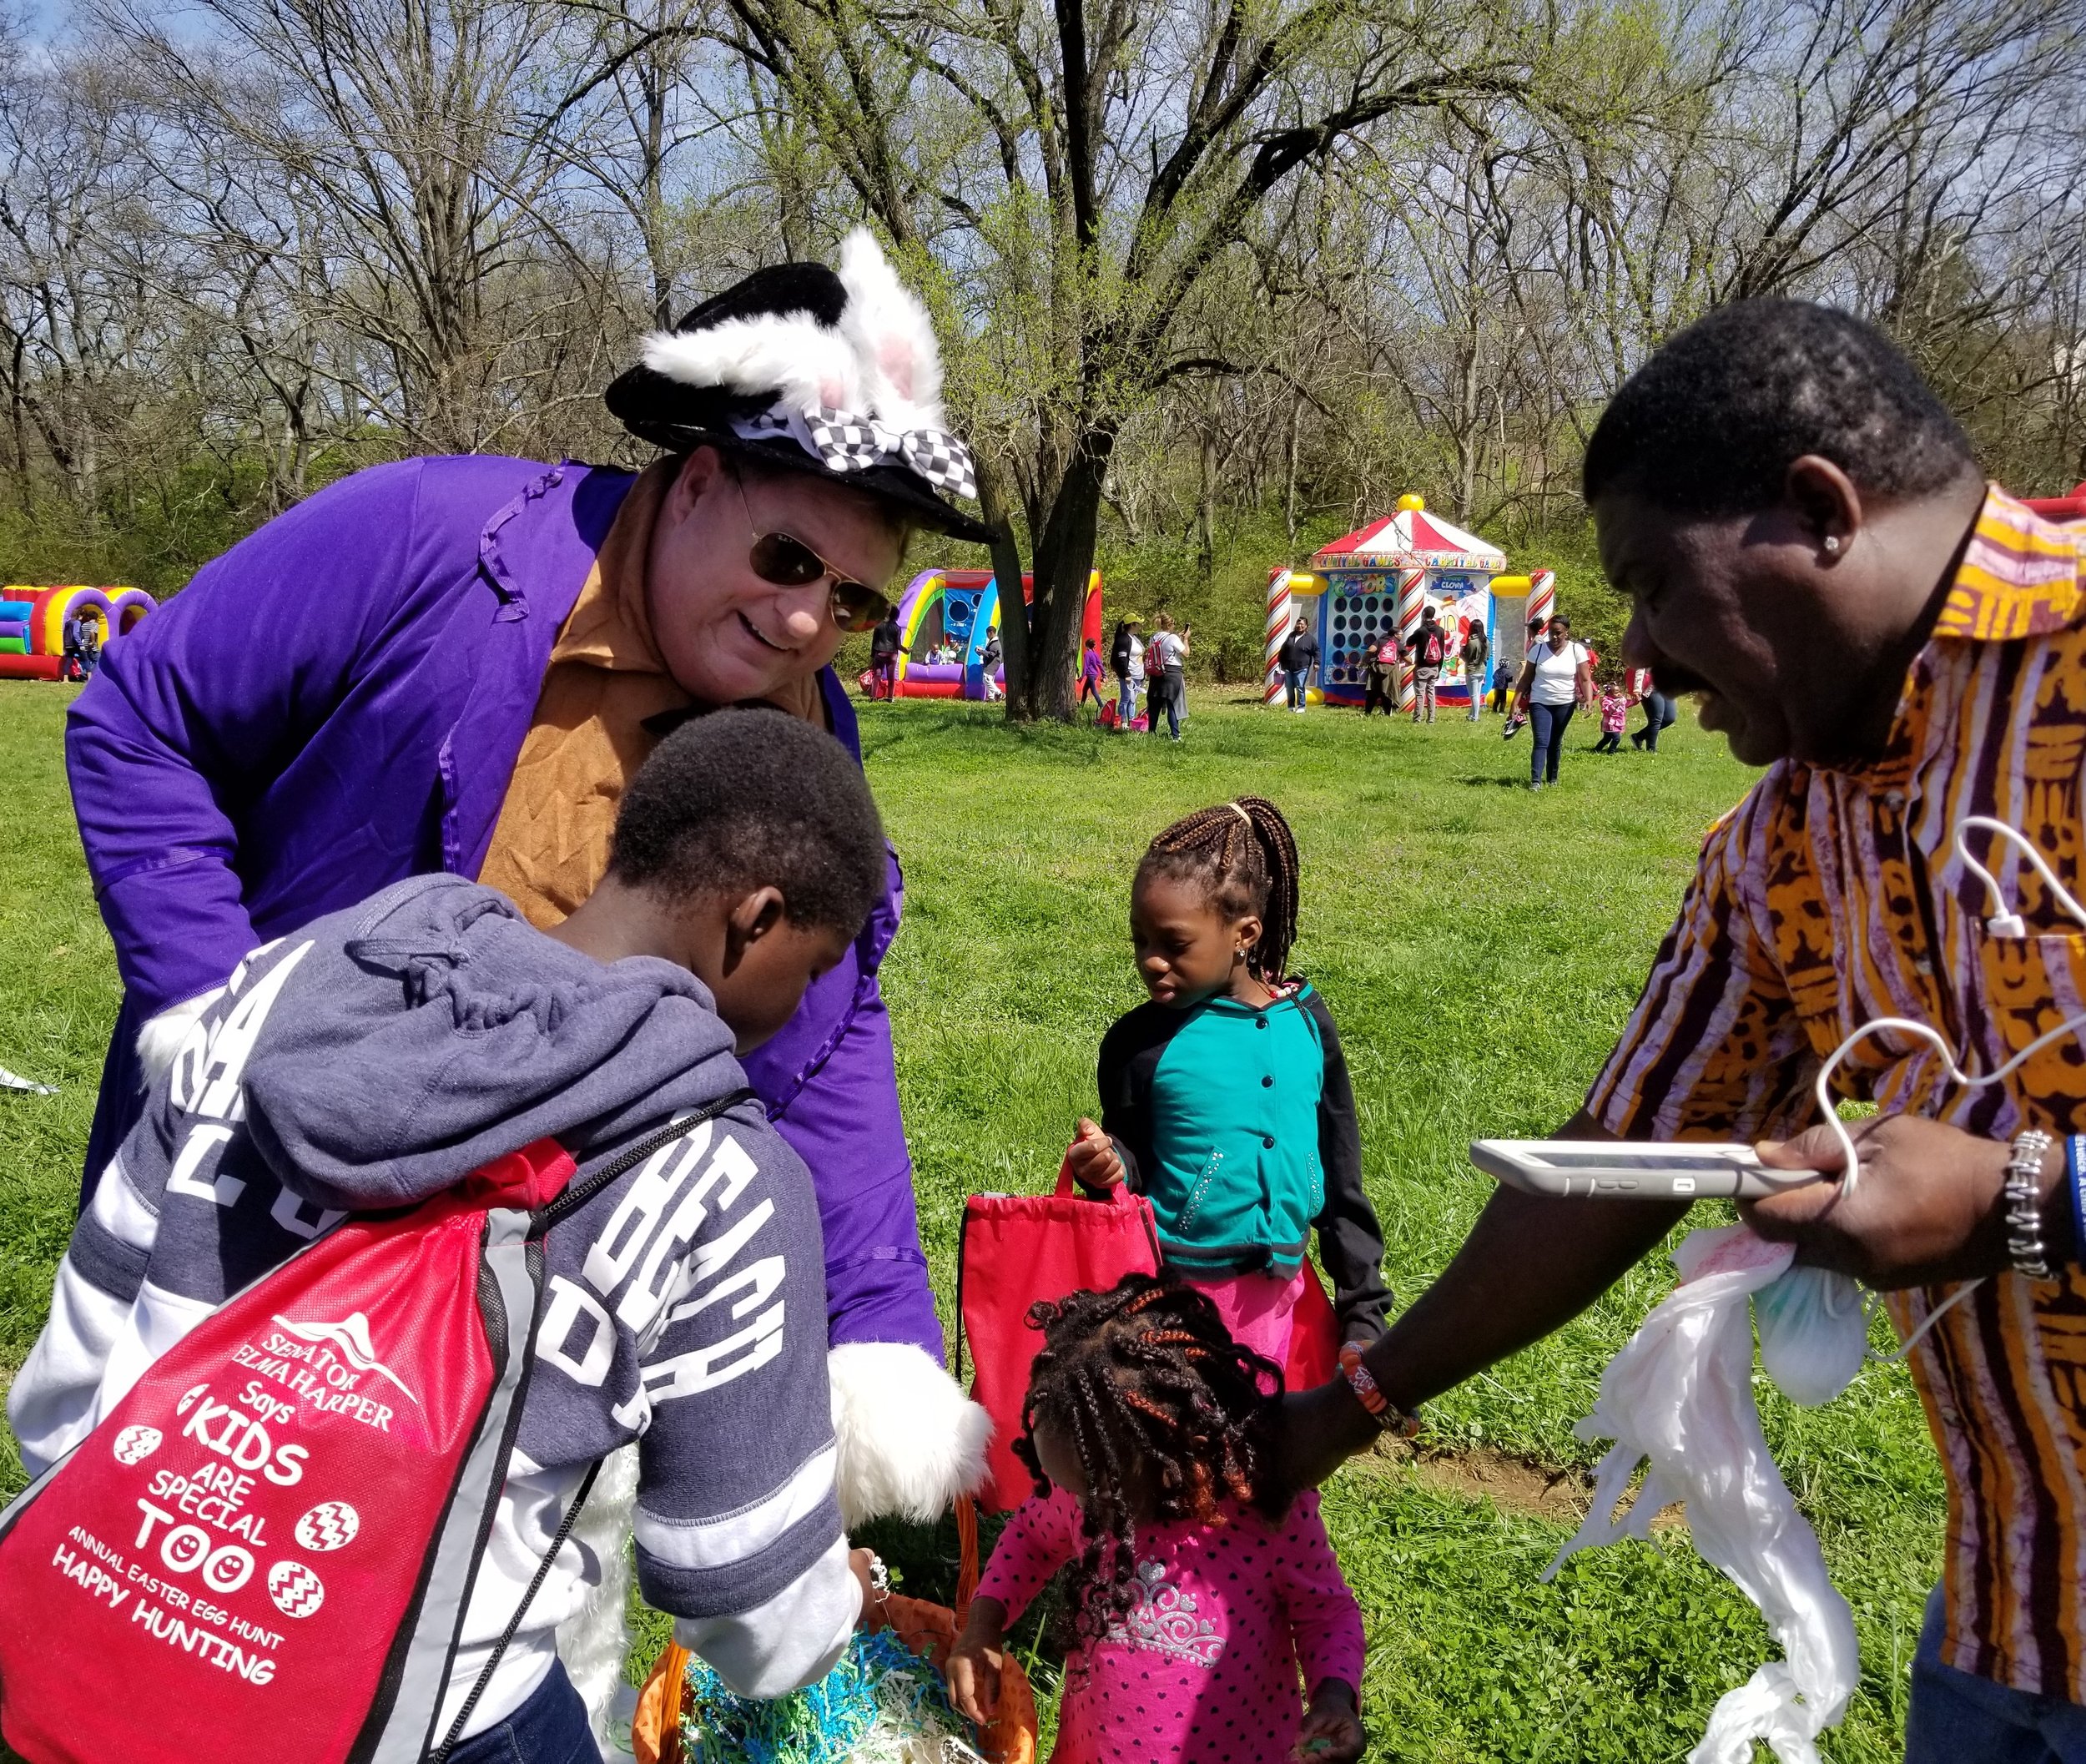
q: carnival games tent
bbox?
[1304,499,1507,706]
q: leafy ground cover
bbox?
[0,680,1941,1761]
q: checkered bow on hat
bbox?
[792,407,978,501]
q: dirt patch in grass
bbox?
[1355,1439,1686,1530]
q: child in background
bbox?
[1593,675,1630,752]
[1066,797,1391,1364]
[946,1275,1367,1764]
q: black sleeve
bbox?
[1096,1003,1174,1193]
[1303,990,1392,1342]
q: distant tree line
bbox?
[3,0,2083,716]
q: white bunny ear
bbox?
[838,228,945,431]
[642,311,864,417]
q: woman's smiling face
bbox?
[647,447,906,705]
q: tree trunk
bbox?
[1027,426,1114,721]
[974,455,1031,723]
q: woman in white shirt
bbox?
[1510,613,1595,789]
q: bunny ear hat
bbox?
[604,229,990,542]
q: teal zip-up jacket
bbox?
[1096,981,1390,1343]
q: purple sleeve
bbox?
[975,1491,1079,1625]
[1277,1493,1365,1691]
[750,964,941,1359]
[66,461,428,1016]
[739,840,942,1362]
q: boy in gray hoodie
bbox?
[10,709,888,1762]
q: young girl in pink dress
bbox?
[945,1274,1367,1764]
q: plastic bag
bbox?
[1753,1265,1868,1408]
[1543,1224,1858,1764]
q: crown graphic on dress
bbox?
[1108,1560,1225,1671]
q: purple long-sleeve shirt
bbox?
[66,454,940,1358]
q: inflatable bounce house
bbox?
[1264,496,1554,710]
[0,583,154,680]
[884,567,1103,698]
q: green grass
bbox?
[0,681,1942,1761]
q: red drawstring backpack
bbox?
[956,1159,1344,1509]
[0,1096,743,1764]
[957,1161,1162,1509]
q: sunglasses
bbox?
[732,472,892,633]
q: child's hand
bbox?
[945,1605,1009,1726]
[849,1548,889,1633]
[1292,1678,1365,1762]
[1066,1119,1124,1192]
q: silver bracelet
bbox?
[2004,1128,2057,1281]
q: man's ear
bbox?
[1785,454,1862,559]
[721,885,789,972]
[669,444,725,519]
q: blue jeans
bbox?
[1529,700,1574,782]
[1284,668,1308,708]
[1117,677,1136,723]
[1634,690,1677,748]
[1149,670,1182,738]
[1907,1586,2086,1761]
[446,1660,598,1764]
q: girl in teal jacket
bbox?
[1067,797,1391,1362]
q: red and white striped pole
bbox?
[1264,567,1293,706]
[1394,566,1426,713]
[1526,567,1556,638]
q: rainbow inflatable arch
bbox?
[0,584,154,680]
[884,567,1103,699]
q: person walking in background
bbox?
[869,607,906,699]
[1110,615,1144,728]
[1406,607,1448,723]
[1279,614,1318,713]
[1079,638,1105,713]
[1491,657,1515,715]
[1461,617,1489,719]
[1510,612,1594,789]
[980,627,1003,702]
[1147,612,1188,740]
[1592,675,1630,752]
[1363,630,1398,717]
[1630,663,1680,751]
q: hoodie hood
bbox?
[238,874,744,1211]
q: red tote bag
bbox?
[956,1162,1161,1509]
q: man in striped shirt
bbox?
[1286,301,2086,1760]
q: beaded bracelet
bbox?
[2004,1129,2056,1282]
[1338,1342,1419,1439]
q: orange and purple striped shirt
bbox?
[1588,486,2086,1699]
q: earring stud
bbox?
[1823,536,1842,554]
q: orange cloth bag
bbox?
[632,1494,1037,1764]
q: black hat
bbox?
[605,231,992,543]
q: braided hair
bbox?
[1136,795,1302,984]
[1011,1273,1284,1651]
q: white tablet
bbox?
[1469,1138,1813,1200]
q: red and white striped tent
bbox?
[1302,503,1507,704]
[1312,506,1507,574]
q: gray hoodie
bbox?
[10,874,855,1735]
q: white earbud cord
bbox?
[1803,818,2086,1363]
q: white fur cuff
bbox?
[828,1341,990,1529]
[135,987,226,1089]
